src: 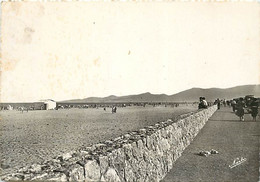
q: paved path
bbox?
[162,107,260,182]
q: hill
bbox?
[60,84,260,103]
[169,84,260,102]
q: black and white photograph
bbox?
[0,1,260,181]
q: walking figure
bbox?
[251,98,259,121]
[236,98,245,121]
[215,98,221,110]
[231,99,237,112]
[112,106,117,114]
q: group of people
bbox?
[214,98,221,110]
[199,96,259,121]
[232,97,259,121]
[198,97,208,109]
[18,107,29,113]
[111,106,117,114]
[103,106,117,113]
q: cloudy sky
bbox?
[1,2,259,102]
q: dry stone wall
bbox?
[1,105,217,182]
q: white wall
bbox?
[45,101,56,110]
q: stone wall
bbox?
[1,105,217,182]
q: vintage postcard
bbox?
[0,1,259,181]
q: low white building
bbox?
[40,99,56,110]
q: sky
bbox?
[1,2,259,102]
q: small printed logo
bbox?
[229,157,246,169]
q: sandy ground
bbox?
[0,105,197,175]
[162,107,260,182]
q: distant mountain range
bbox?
[61,84,260,103]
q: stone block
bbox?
[136,139,144,150]
[131,142,142,160]
[146,135,153,150]
[124,161,135,182]
[123,143,133,161]
[103,167,121,182]
[44,172,68,181]
[109,148,126,181]
[67,164,85,181]
[99,155,109,175]
[84,160,101,181]
[160,138,170,152]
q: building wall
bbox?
[45,101,56,110]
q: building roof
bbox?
[39,99,56,102]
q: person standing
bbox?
[251,98,259,121]
[202,97,208,108]
[112,106,115,113]
[231,99,237,112]
[217,98,221,110]
[112,106,117,113]
[198,97,203,109]
[236,98,245,121]
[223,99,227,107]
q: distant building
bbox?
[40,99,56,110]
